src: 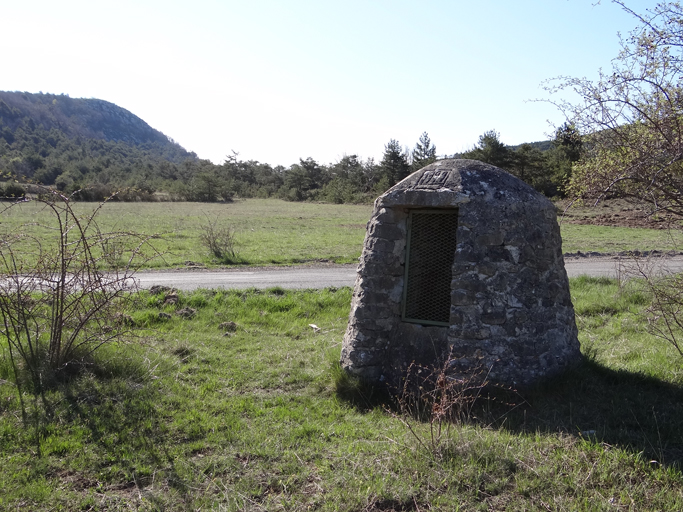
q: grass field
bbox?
[1,278,682,510]
[560,224,683,254]
[0,199,371,268]
[2,199,683,269]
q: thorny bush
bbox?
[0,189,158,396]
[621,254,683,359]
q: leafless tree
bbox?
[546,1,683,216]
[546,1,683,361]
[0,189,158,397]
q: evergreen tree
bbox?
[523,123,582,197]
[299,157,327,189]
[411,131,437,171]
[553,122,582,163]
[461,130,513,169]
[511,143,546,185]
[380,139,410,188]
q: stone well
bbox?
[340,159,581,387]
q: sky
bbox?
[2,0,654,167]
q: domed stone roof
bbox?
[341,159,581,388]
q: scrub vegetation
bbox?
[0,279,682,510]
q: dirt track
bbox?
[558,198,683,229]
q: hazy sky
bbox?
[3,0,652,166]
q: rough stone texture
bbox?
[341,159,581,388]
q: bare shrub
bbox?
[391,351,494,459]
[199,214,239,263]
[0,189,158,394]
[616,252,683,358]
[646,273,683,358]
[97,227,127,268]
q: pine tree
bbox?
[411,131,437,171]
[380,139,410,188]
[461,130,513,169]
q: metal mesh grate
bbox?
[402,210,458,325]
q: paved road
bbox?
[136,266,359,290]
[134,255,683,291]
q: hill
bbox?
[508,139,554,152]
[0,91,180,148]
[0,91,207,200]
[0,92,576,202]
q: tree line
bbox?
[457,125,582,197]
[0,93,580,203]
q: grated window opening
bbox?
[402,210,458,326]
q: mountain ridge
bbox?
[0,91,185,150]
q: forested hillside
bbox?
[0,91,577,202]
[0,91,207,200]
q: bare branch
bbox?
[0,187,158,392]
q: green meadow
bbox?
[0,278,682,510]
[1,198,683,510]
[1,199,682,269]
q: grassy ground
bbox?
[1,279,682,510]
[560,224,683,254]
[2,199,683,270]
[0,199,371,268]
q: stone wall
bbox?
[341,159,581,388]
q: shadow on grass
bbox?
[32,352,196,501]
[335,357,683,468]
[491,357,683,468]
[332,362,392,412]
[58,380,196,502]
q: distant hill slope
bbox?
[508,140,554,152]
[452,140,554,159]
[0,91,211,200]
[0,91,570,203]
[0,91,192,158]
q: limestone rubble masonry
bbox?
[340,159,581,388]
